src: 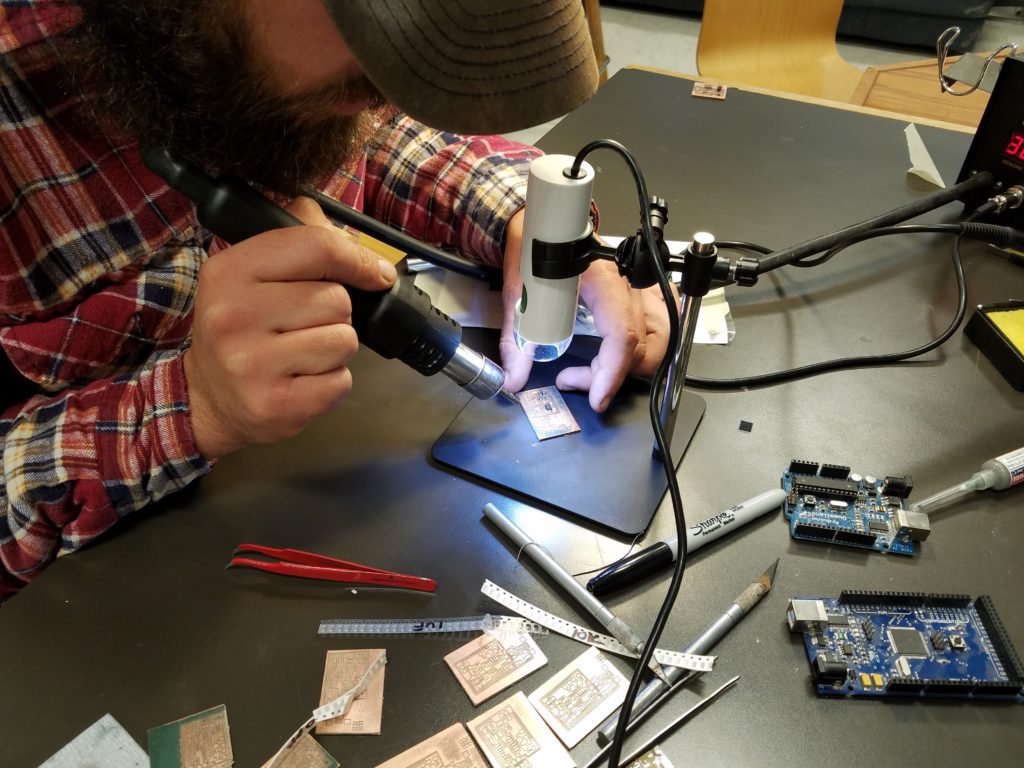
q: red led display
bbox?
[1004,131,1024,159]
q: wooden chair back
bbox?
[696,0,862,101]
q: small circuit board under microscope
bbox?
[787,591,1024,701]
[782,459,929,555]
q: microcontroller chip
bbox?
[793,476,859,500]
[887,627,929,657]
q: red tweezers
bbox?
[227,543,437,593]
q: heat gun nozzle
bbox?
[442,344,509,401]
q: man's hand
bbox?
[184,197,397,459]
[499,209,677,413]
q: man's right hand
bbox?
[184,197,397,460]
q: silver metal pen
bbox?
[482,502,669,682]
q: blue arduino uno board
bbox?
[782,459,928,555]
[788,591,1024,701]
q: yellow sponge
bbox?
[988,308,1024,350]
[965,302,1024,391]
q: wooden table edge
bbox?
[623,64,975,135]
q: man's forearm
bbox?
[0,349,210,600]
[362,114,540,266]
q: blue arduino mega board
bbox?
[788,591,1024,701]
[782,459,928,555]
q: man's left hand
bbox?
[498,209,676,413]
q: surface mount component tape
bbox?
[312,651,387,722]
[267,651,387,768]
[481,580,714,672]
[317,614,546,637]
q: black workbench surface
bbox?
[2,68,1021,767]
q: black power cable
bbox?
[682,216,1005,390]
[304,187,502,284]
[791,221,1024,268]
[569,139,687,768]
[754,172,994,273]
[716,239,773,256]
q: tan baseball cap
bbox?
[321,0,599,134]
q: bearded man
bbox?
[0,0,671,600]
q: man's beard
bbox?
[62,0,386,195]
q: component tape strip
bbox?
[481,580,715,673]
[318,614,546,637]
[312,650,387,722]
[267,651,387,768]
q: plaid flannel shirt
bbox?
[0,0,541,600]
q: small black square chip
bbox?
[887,627,929,657]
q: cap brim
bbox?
[322,0,599,134]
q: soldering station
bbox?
[133,29,1024,768]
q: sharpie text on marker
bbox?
[587,488,785,596]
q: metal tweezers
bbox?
[227,543,437,593]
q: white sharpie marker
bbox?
[586,488,786,596]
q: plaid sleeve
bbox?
[362,115,542,268]
[0,345,210,602]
